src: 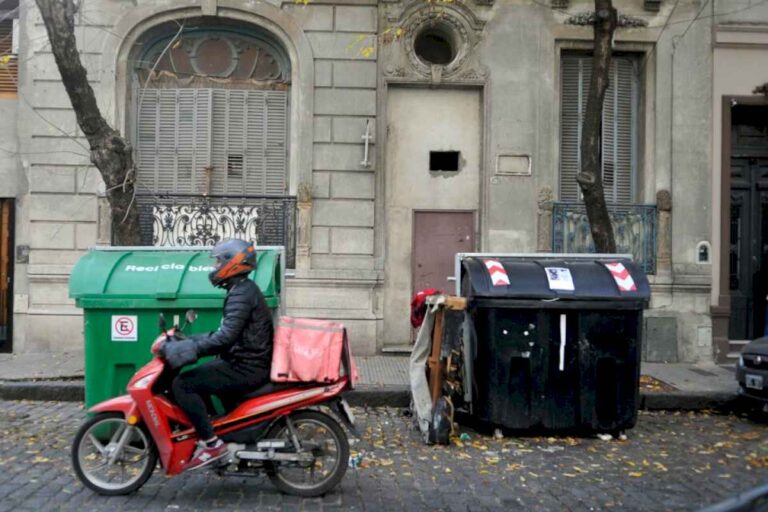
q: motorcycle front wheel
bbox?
[265,410,349,497]
[72,412,158,496]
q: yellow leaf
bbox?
[0,55,12,65]
[360,46,375,58]
[563,473,578,478]
[378,458,394,467]
[628,472,643,477]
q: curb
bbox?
[0,380,85,402]
[0,380,739,412]
[639,391,739,411]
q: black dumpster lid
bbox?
[461,256,650,301]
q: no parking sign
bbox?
[111,315,138,342]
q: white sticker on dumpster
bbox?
[544,267,575,291]
[112,315,138,342]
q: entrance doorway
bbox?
[0,199,12,353]
[412,211,475,295]
[729,105,768,340]
[382,87,481,347]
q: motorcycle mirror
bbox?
[185,309,197,325]
[158,313,167,331]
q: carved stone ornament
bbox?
[386,0,487,83]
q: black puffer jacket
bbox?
[163,276,273,370]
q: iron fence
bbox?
[136,194,296,267]
[552,202,657,274]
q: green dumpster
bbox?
[69,246,283,409]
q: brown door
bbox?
[412,211,475,295]
[0,199,12,352]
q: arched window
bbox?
[132,22,291,197]
[129,21,295,253]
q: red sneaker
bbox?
[183,440,228,471]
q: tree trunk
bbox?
[576,0,618,254]
[35,0,142,246]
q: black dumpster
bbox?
[460,255,650,433]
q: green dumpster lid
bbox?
[69,247,282,309]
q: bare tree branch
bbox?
[35,0,141,245]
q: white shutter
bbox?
[157,90,177,193]
[244,90,266,195]
[265,90,288,195]
[136,89,211,194]
[559,56,591,202]
[559,54,638,205]
[195,89,212,194]
[136,89,159,192]
[137,87,288,196]
[613,58,636,204]
[210,89,228,195]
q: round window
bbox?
[413,24,457,66]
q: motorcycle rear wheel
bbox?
[265,410,349,497]
[72,412,158,496]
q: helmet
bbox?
[208,239,256,288]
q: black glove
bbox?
[161,338,199,370]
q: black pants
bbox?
[172,358,270,440]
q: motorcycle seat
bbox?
[218,381,322,413]
[240,381,320,400]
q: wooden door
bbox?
[0,199,12,352]
[729,105,768,340]
[729,157,768,340]
[412,211,475,295]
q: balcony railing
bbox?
[136,194,296,268]
[552,202,657,274]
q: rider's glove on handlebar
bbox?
[162,339,199,370]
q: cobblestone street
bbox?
[0,400,766,511]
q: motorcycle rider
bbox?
[160,239,274,471]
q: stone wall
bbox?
[10,0,383,355]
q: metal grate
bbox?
[136,194,296,268]
[552,202,657,274]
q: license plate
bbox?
[340,398,355,426]
[746,374,764,390]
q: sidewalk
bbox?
[0,350,741,410]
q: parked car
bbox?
[736,336,768,412]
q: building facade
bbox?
[1,0,767,362]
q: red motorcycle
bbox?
[71,312,356,497]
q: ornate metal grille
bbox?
[136,194,296,267]
[552,202,657,274]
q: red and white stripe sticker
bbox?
[484,259,510,286]
[605,262,637,292]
